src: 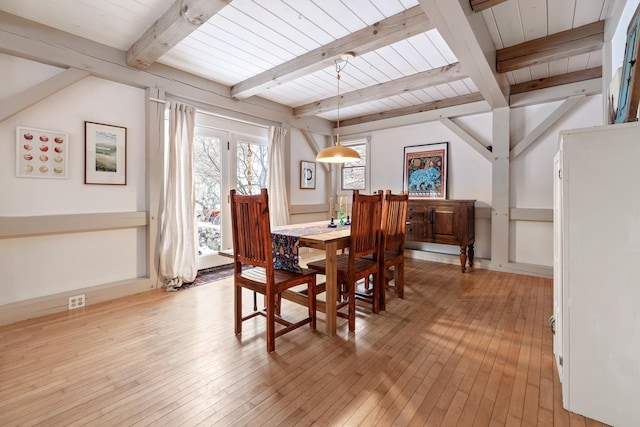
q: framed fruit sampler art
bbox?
[16,126,69,179]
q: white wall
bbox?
[0,51,606,308]
[365,115,493,260]
[0,54,146,305]
[509,95,603,266]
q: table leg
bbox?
[324,241,338,337]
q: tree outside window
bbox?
[341,142,367,190]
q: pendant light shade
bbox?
[316,144,361,163]
[316,52,360,164]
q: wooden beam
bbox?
[510,67,602,95]
[489,107,510,270]
[419,0,509,108]
[0,68,89,122]
[0,12,331,135]
[497,21,604,73]
[510,78,601,107]
[469,0,510,13]
[294,63,466,117]
[231,5,433,99]
[510,95,585,160]
[439,117,493,162]
[300,129,329,173]
[126,0,229,69]
[341,92,485,127]
[340,96,490,135]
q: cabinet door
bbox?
[406,204,425,241]
[427,205,459,244]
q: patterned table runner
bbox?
[272,223,350,272]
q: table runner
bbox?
[272,223,350,273]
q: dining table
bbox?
[272,220,351,337]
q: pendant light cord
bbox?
[335,57,349,146]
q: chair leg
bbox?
[397,261,404,299]
[234,283,242,335]
[275,293,282,316]
[348,281,356,331]
[372,272,380,314]
[266,291,276,353]
[308,278,316,331]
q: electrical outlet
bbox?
[68,294,85,310]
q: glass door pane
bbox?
[236,140,269,195]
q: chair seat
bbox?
[240,267,317,289]
[307,253,381,313]
[307,253,378,279]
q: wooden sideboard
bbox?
[406,199,475,272]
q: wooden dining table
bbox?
[272,221,350,337]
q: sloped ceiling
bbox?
[0,0,626,126]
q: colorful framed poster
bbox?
[16,126,69,179]
[84,121,127,185]
[403,142,448,199]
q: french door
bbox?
[193,124,268,270]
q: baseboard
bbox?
[0,277,155,326]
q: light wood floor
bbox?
[0,259,608,426]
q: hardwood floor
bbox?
[0,259,608,426]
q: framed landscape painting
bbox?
[403,142,448,199]
[84,121,127,185]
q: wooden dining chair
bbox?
[377,190,409,306]
[306,190,383,331]
[230,188,317,352]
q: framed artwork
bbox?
[403,142,448,199]
[16,126,69,179]
[615,3,640,123]
[300,160,316,189]
[84,121,127,185]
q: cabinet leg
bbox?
[459,246,467,273]
[468,244,474,268]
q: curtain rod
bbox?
[148,97,271,129]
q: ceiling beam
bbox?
[231,5,433,100]
[510,78,601,107]
[510,67,602,96]
[439,117,493,162]
[0,11,332,135]
[510,95,586,159]
[341,92,485,127]
[341,95,490,134]
[126,0,229,70]
[419,0,509,108]
[294,63,466,117]
[469,0,510,13]
[497,21,604,73]
[0,68,89,122]
[300,129,329,173]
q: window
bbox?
[193,131,223,255]
[236,140,269,195]
[341,139,369,191]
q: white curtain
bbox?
[158,102,198,291]
[268,126,290,226]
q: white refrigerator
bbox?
[553,122,640,427]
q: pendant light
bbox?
[316,53,361,163]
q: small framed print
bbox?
[300,160,316,189]
[85,121,127,185]
[16,126,69,179]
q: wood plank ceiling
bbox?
[0,0,623,125]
